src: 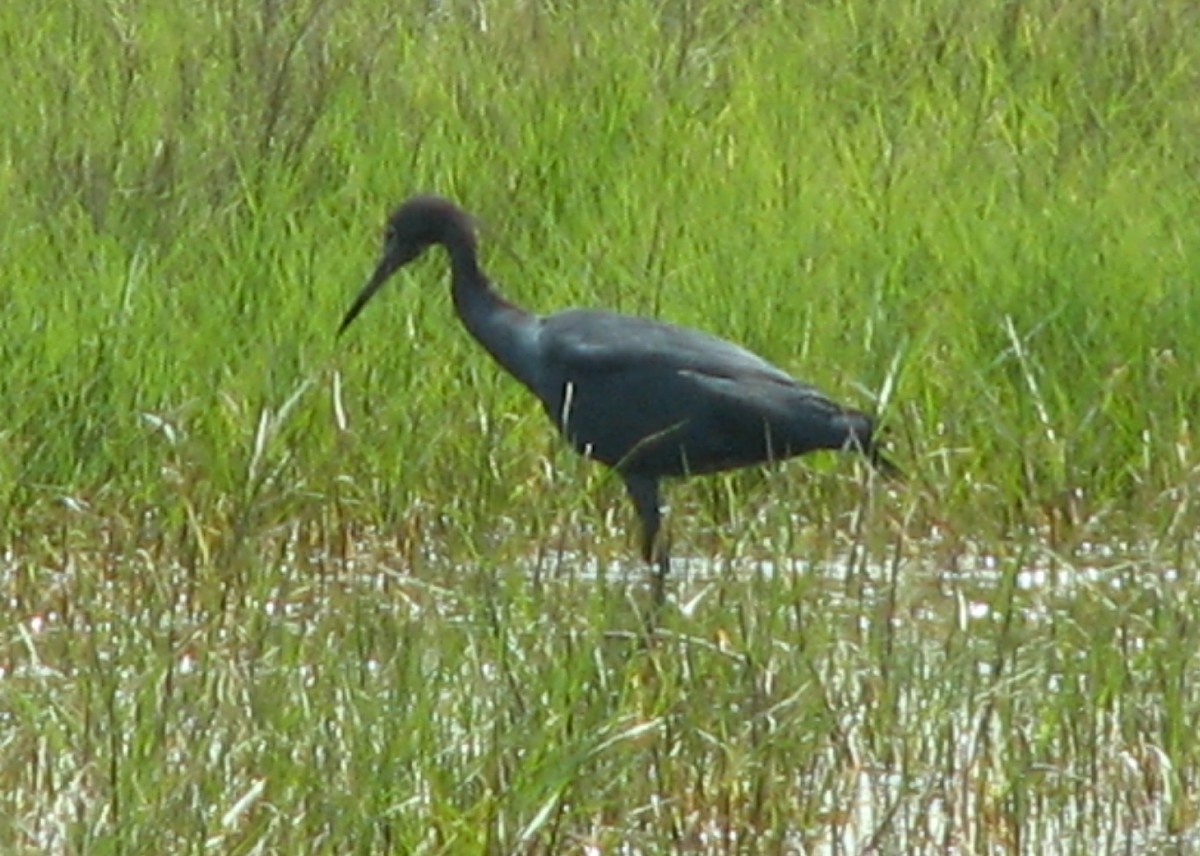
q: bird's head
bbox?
[338,195,472,335]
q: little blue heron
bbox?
[338,196,897,597]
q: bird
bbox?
[338,195,898,602]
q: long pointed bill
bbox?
[337,254,402,336]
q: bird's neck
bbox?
[446,245,543,394]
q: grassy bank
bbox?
[2,0,1198,851]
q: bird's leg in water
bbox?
[623,475,669,606]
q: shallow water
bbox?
[3,534,1197,854]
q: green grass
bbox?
[2,0,1199,851]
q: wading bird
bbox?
[339,196,897,600]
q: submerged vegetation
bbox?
[1,0,1198,851]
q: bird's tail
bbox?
[839,410,903,480]
[866,445,903,480]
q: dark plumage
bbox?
[339,195,897,598]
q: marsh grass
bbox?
[2,0,1200,851]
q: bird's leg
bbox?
[623,475,669,608]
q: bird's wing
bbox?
[676,367,845,418]
[542,308,813,390]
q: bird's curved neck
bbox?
[444,241,542,393]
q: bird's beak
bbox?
[337,251,403,336]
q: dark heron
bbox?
[339,195,897,597]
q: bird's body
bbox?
[339,196,895,597]
[534,308,874,476]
